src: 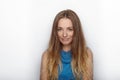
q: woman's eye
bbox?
[68,28,73,31]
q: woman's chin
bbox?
[61,42,71,46]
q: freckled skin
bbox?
[57,18,74,49]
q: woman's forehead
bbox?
[58,18,73,27]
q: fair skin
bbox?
[40,51,48,80]
[40,18,93,80]
[40,48,93,80]
[57,18,74,51]
[83,48,93,80]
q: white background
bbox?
[0,0,120,80]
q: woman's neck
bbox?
[62,45,71,52]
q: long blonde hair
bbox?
[47,9,90,80]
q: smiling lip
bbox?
[61,38,69,41]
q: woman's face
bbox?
[57,18,74,47]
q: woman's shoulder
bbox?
[40,50,48,80]
[42,50,48,56]
[85,47,93,79]
[86,47,93,60]
[41,50,49,60]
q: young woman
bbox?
[40,9,93,80]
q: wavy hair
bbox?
[46,9,90,80]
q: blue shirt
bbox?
[58,50,83,80]
[58,50,75,80]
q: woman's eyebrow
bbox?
[57,26,62,28]
[67,26,73,28]
[57,26,73,28]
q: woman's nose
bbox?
[63,30,67,37]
